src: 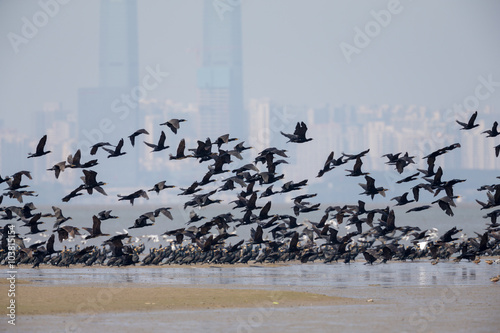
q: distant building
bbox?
[77,0,139,186]
[197,0,245,140]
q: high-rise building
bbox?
[197,0,245,140]
[77,0,138,149]
[77,0,139,186]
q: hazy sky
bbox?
[1,0,500,133]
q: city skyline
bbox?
[0,1,499,204]
[1,1,500,134]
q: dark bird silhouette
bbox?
[67,149,98,169]
[406,205,431,213]
[476,187,500,210]
[54,225,81,242]
[28,135,51,158]
[178,181,202,196]
[391,192,414,206]
[233,141,252,153]
[144,130,169,152]
[103,234,131,257]
[359,175,388,199]
[154,207,173,220]
[128,128,149,146]
[423,143,461,160]
[281,179,308,193]
[148,181,175,194]
[97,210,118,221]
[129,214,154,229]
[432,196,459,216]
[169,139,191,160]
[342,149,370,161]
[213,134,238,148]
[363,251,377,265]
[456,111,479,130]
[83,215,110,239]
[495,144,500,158]
[280,122,313,143]
[82,170,107,195]
[6,171,32,190]
[51,206,72,229]
[187,210,205,224]
[62,185,85,202]
[345,157,369,177]
[90,142,114,155]
[396,172,420,184]
[103,138,126,158]
[47,161,68,179]
[160,118,186,134]
[317,151,336,178]
[482,121,499,137]
[22,213,46,235]
[118,189,149,205]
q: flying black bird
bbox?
[317,151,336,178]
[103,138,126,158]
[233,141,252,153]
[97,210,118,221]
[83,215,110,239]
[482,121,499,137]
[432,196,459,216]
[82,170,107,195]
[456,111,479,130]
[495,144,500,158]
[406,205,432,213]
[148,181,175,194]
[345,157,369,177]
[144,130,169,152]
[62,185,85,202]
[342,149,370,161]
[118,189,149,205]
[54,225,81,242]
[396,172,420,184]
[169,139,191,160]
[47,161,68,179]
[128,128,149,146]
[359,175,388,199]
[90,142,114,155]
[187,210,206,224]
[5,170,32,190]
[213,134,238,148]
[67,149,98,169]
[28,135,51,158]
[52,206,72,229]
[160,118,186,134]
[476,187,500,210]
[280,122,313,143]
[391,192,414,206]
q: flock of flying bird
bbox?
[1,111,500,268]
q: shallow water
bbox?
[4,261,500,333]
[10,261,500,288]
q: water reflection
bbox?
[6,261,499,288]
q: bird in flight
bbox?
[280,122,313,143]
[456,111,479,130]
[28,135,51,158]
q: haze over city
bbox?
[0,0,499,204]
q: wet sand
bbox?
[2,261,500,333]
[5,284,352,315]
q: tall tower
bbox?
[77,0,139,187]
[197,0,245,140]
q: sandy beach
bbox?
[1,261,500,333]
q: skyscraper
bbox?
[77,0,138,149]
[197,0,245,140]
[77,0,139,186]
